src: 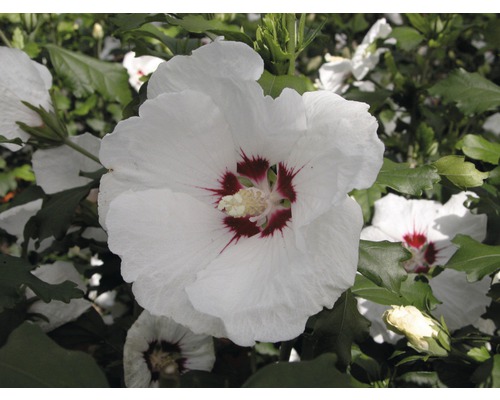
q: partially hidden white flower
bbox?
[124,310,215,388]
[0,47,52,151]
[359,192,490,343]
[483,113,500,136]
[122,51,164,92]
[318,18,393,93]
[27,261,91,332]
[99,40,384,346]
[31,132,102,194]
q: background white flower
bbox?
[32,132,102,194]
[124,310,215,388]
[358,192,490,343]
[0,47,52,151]
[27,261,91,332]
[122,51,164,92]
[99,40,384,346]
[318,18,393,94]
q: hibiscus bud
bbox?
[92,23,104,40]
[383,305,451,357]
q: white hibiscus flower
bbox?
[122,51,165,92]
[124,310,215,388]
[99,39,384,346]
[32,132,102,194]
[27,261,91,332]
[0,47,52,151]
[318,18,393,93]
[358,192,490,343]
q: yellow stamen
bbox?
[218,188,268,218]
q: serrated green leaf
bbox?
[258,70,314,98]
[428,69,500,115]
[25,182,93,243]
[376,158,440,196]
[0,255,83,312]
[468,347,491,363]
[242,353,368,388]
[0,322,108,387]
[45,44,132,105]
[350,184,386,223]
[457,134,500,165]
[0,135,24,147]
[391,27,424,51]
[358,240,411,294]
[433,155,489,189]
[399,274,440,312]
[310,291,370,366]
[446,234,500,282]
[352,274,404,305]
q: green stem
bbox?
[0,29,12,47]
[286,14,296,75]
[63,137,102,165]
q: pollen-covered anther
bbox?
[218,188,268,218]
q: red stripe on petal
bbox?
[403,232,427,249]
[224,216,261,240]
[275,163,298,203]
[206,171,242,200]
[237,152,270,183]
[261,208,292,237]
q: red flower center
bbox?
[402,231,438,273]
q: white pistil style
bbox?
[218,188,268,219]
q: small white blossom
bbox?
[122,51,164,92]
[0,47,52,151]
[124,310,215,388]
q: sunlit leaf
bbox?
[433,155,489,189]
[258,70,315,98]
[0,322,108,387]
[456,134,500,165]
[428,69,500,115]
[446,234,500,282]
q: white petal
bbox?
[187,195,362,346]
[32,132,101,194]
[360,18,392,45]
[27,261,91,332]
[430,268,491,331]
[104,188,232,337]
[99,90,237,226]
[0,199,42,239]
[318,57,352,93]
[0,47,52,150]
[289,90,383,229]
[122,51,164,92]
[148,40,263,97]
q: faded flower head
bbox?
[0,47,52,151]
[99,40,384,346]
[123,310,215,388]
[383,305,450,356]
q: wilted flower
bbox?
[99,40,384,346]
[0,47,52,151]
[358,192,490,343]
[318,18,393,93]
[383,305,450,356]
[32,132,102,194]
[27,261,91,332]
[123,310,215,388]
[122,51,164,92]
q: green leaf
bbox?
[350,184,385,223]
[457,134,500,165]
[358,240,410,294]
[0,322,108,387]
[45,44,132,105]
[0,254,83,312]
[472,354,500,388]
[433,155,489,189]
[446,234,500,282]
[0,135,24,147]
[309,291,370,367]
[258,70,314,98]
[352,274,404,305]
[242,353,368,388]
[468,347,491,363]
[428,69,500,115]
[376,158,440,196]
[391,27,424,51]
[405,13,431,35]
[25,182,93,243]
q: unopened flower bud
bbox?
[92,23,104,40]
[383,305,451,357]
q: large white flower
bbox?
[318,18,393,93]
[358,192,490,343]
[27,261,91,332]
[32,132,102,194]
[99,40,384,346]
[123,310,215,388]
[0,47,52,151]
[122,51,164,92]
